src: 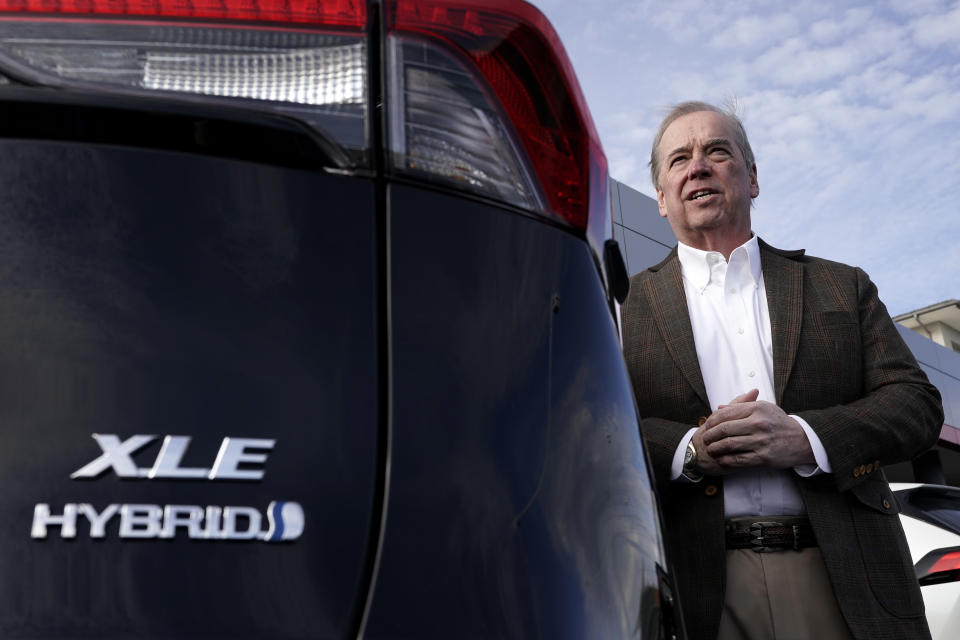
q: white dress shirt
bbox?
[669,235,832,517]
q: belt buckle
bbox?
[749,520,788,553]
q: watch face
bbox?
[682,441,701,480]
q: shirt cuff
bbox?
[791,414,832,476]
[671,427,700,482]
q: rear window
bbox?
[896,485,960,535]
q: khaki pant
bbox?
[717,548,853,640]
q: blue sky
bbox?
[531,0,960,315]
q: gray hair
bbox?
[648,100,755,191]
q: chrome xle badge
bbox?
[32,434,305,542]
[31,501,305,541]
[70,434,275,480]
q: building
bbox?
[611,179,960,486]
[895,301,960,354]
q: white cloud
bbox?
[757,40,864,86]
[606,147,645,194]
[885,0,953,18]
[911,2,960,49]
[708,14,800,50]
[753,12,912,87]
[806,6,875,45]
[809,18,845,44]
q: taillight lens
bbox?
[386,0,607,231]
[915,546,960,586]
[386,36,542,212]
[0,2,369,154]
[0,0,609,235]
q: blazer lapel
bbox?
[759,239,804,405]
[643,250,710,410]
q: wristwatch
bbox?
[681,440,703,482]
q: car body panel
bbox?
[361,183,667,638]
[894,483,960,640]
[0,140,379,638]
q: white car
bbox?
[892,482,960,640]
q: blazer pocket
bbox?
[850,476,924,618]
[850,475,899,514]
[808,311,860,355]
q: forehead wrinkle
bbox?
[663,135,734,160]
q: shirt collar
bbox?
[677,234,762,292]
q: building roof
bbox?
[894,299,960,333]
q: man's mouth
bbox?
[687,189,717,201]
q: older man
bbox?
[622,101,943,640]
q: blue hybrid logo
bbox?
[264,501,306,542]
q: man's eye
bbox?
[670,156,686,166]
[709,147,730,156]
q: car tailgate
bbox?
[0,140,380,638]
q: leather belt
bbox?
[725,516,817,553]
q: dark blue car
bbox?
[0,0,680,637]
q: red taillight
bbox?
[0,0,366,28]
[387,0,607,230]
[0,0,609,237]
[916,546,960,586]
[928,549,960,574]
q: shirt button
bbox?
[738,328,744,335]
[747,371,755,378]
[729,288,736,293]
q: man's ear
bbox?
[657,190,667,218]
[749,164,759,198]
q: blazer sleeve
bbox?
[792,265,943,493]
[621,265,712,489]
[638,416,693,488]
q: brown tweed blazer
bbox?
[622,239,943,640]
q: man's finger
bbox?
[705,431,758,455]
[701,417,754,446]
[712,451,763,469]
[730,388,760,404]
[716,388,759,410]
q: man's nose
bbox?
[688,155,711,178]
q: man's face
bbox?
[655,110,759,247]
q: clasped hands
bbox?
[693,389,816,475]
